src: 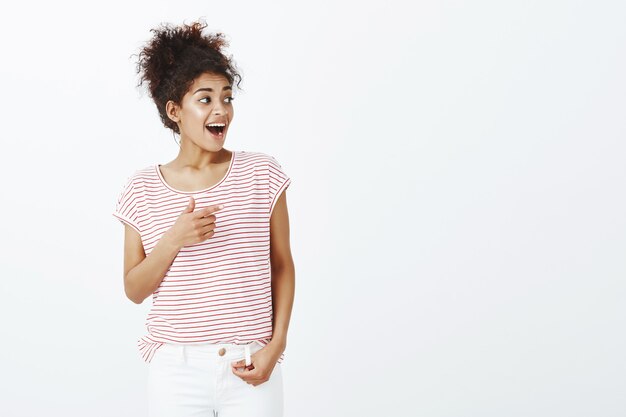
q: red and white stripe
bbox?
[113,150,291,363]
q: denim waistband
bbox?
[157,341,262,365]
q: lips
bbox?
[206,123,227,139]
[206,125,225,135]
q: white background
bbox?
[0,1,624,416]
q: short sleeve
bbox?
[112,174,142,234]
[268,155,291,215]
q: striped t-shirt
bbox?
[112,150,291,363]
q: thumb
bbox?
[183,196,195,213]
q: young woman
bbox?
[112,19,295,417]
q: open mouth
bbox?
[206,125,226,136]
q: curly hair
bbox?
[132,18,243,135]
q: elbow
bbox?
[271,260,295,276]
[125,287,143,304]
[130,295,144,305]
[124,275,144,304]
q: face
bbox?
[166,72,234,152]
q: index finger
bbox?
[195,204,224,218]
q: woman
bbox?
[112,19,295,417]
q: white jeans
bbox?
[147,341,284,417]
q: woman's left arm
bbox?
[267,190,295,354]
[231,190,295,385]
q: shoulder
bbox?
[236,150,281,167]
[118,165,154,191]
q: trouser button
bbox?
[218,348,226,356]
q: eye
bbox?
[199,96,234,104]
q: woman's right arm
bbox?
[120,199,224,304]
[122,224,181,304]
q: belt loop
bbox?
[244,343,251,366]
[180,344,187,365]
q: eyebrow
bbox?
[193,86,233,94]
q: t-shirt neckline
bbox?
[155,150,237,194]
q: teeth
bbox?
[207,123,226,127]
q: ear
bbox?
[166,100,180,123]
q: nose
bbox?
[212,100,228,116]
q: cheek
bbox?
[191,106,208,119]
[185,110,208,133]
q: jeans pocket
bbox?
[150,343,177,366]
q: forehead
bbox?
[189,72,231,92]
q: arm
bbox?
[122,224,182,304]
[267,190,295,353]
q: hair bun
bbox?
[131,18,242,135]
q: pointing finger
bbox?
[194,204,224,218]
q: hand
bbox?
[231,343,282,387]
[164,196,224,249]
